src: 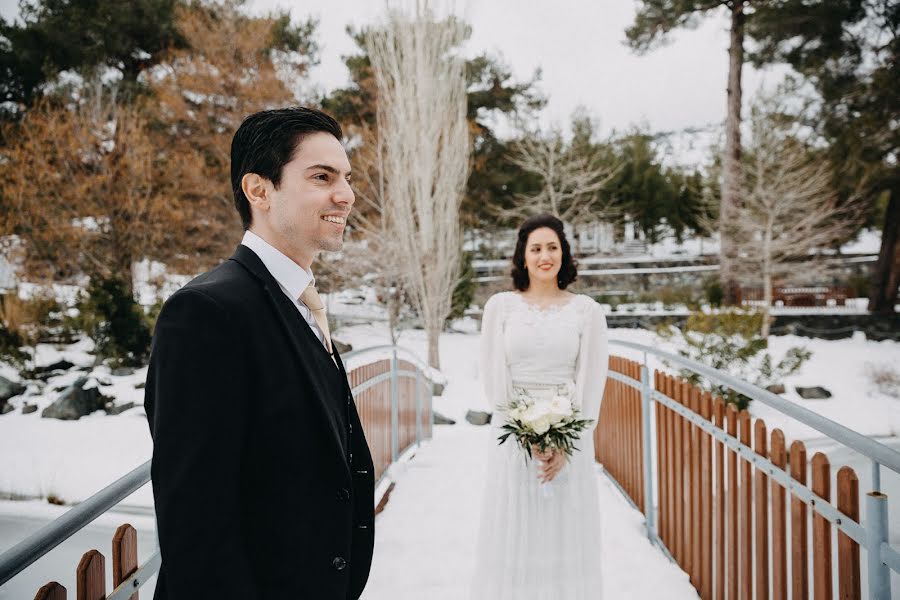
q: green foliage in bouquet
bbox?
[498,399,594,460]
[657,308,810,410]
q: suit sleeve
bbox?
[146,289,259,599]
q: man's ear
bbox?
[242,173,271,213]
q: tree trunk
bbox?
[762,266,773,339]
[719,1,745,305]
[762,225,773,338]
[427,322,441,370]
[869,193,900,315]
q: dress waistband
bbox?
[510,381,574,394]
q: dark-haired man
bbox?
[145,107,374,600]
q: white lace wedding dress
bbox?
[471,292,609,600]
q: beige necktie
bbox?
[299,283,333,355]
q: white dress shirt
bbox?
[241,230,327,348]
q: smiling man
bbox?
[145,107,375,600]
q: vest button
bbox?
[337,488,351,501]
[332,556,347,571]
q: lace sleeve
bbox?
[573,297,609,424]
[479,293,511,412]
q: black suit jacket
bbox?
[145,245,375,600]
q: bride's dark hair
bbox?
[511,214,578,291]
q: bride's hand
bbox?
[537,449,565,483]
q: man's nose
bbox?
[333,180,355,206]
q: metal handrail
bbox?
[609,338,900,476]
[342,344,435,377]
[0,462,151,586]
[0,344,436,594]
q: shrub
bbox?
[73,276,151,367]
[845,271,871,299]
[703,276,724,307]
[447,251,476,323]
[0,291,70,367]
[657,308,811,409]
[866,362,900,398]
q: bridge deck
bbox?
[361,425,698,599]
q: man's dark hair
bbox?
[511,213,578,291]
[230,106,343,229]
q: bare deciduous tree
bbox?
[501,125,620,245]
[365,2,471,369]
[729,104,863,337]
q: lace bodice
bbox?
[503,293,583,385]
[479,291,609,417]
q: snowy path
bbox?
[361,425,698,599]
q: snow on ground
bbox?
[361,426,698,600]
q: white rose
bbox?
[531,415,551,435]
[548,396,573,420]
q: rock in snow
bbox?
[795,386,832,400]
[41,376,110,420]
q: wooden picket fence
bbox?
[348,358,431,481]
[595,355,863,600]
[29,358,431,599]
[33,523,139,600]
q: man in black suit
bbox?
[145,107,374,600]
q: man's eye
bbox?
[314,173,329,181]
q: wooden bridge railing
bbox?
[0,346,435,599]
[595,341,899,600]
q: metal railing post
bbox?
[415,368,423,446]
[640,362,656,543]
[866,490,891,599]
[390,349,400,463]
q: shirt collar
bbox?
[241,230,313,300]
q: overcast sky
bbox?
[1,0,790,159]
[244,1,788,136]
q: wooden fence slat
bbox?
[726,403,739,600]
[655,371,666,548]
[739,411,753,600]
[790,441,809,600]
[714,398,726,600]
[683,381,694,576]
[811,453,832,600]
[666,375,677,555]
[34,582,66,600]
[754,420,769,600]
[113,524,138,600]
[837,466,861,600]
[700,392,713,600]
[76,549,105,600]
[690,385,702,589]
[636,362,645,510]
[771,429,788,600]
[637,362,645,511]
[674,379,685,567]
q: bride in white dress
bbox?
[471,214,609,600]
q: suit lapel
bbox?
[229,245,349,474]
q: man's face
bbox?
[261,132,354,265]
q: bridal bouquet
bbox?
[498,389,594,460]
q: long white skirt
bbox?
[470,388,604,599]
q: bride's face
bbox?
[524,227,563,287]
